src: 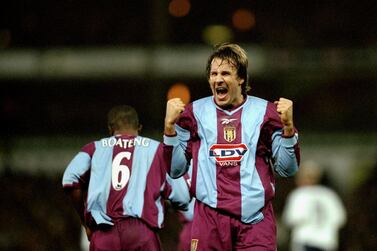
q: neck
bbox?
[235,94,245,107]
[113,129,138,136]
[217,94,245,110]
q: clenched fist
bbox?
[164,98,185,135]
[274,98,295,137]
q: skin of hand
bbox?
[274,98,295,137]
[164,98,185,135]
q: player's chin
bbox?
[215,96,230,107]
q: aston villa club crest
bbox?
[191,239,199,251]
[224,125,236,142]
[221,117,237,142]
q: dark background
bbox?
[0,0,376,250]
[0,0,376,136]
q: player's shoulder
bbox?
[100,135,161,148]
[313,185,341,198]
[179,96,212,118]
[95,136,113,147]
[247,95,270,107]
[190,96,216,114]
[289,186,311,198]
[248,96,280,120]
[193,96,213,106]
[80,141,97,157]
[137,135,160,147]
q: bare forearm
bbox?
[164,122,176,136]
[283,124,295,137]
[65,188,86,224]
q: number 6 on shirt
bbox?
[112,152,131,191]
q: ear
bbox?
[108,126,114,136]
[138,124,143,133]
[239,78,244,85]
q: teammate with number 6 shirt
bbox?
[164,43,301,251]
[63,105,190,251]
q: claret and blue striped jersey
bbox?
[62,134,190,229]
[164,95,300,224]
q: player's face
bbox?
[209,58,244,108]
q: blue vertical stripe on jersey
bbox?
[164,95,300,224]
[172,125,191,178]
[155,195,164,227]
[193,97,218,208]
[123,137,159,218]
[87,140,114,225]
[240,96,267,223]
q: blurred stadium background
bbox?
[0,0,376,250]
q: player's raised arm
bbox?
[271,97,300,177]
[163,98,193,178]
[274,97,295,137]
[164,98,185,136]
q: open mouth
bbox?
[216,87,228,98]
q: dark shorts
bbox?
[190,200,276,251]
[89,217,163,251]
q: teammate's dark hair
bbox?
[107,105,139,133]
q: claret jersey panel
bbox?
[63,135,189,229]
[171,95,300,223]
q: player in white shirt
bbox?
[282,160,346,251]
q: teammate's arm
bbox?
[163,174,191,211]
[62,144,94,239]
[64,188,92,240]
